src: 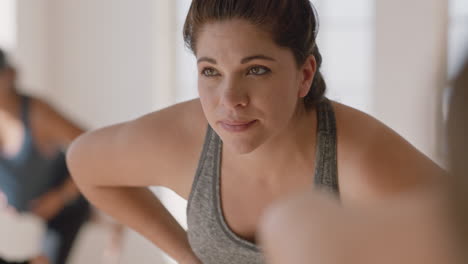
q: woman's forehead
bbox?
[195,19,283,58]
[198,19,271,42]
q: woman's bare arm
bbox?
[67,99,206,263]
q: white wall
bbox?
[45,0,160,129]
[0,0,16,52]
[374,0,449,164]
[15,0,49,96]
[15,0,175,129]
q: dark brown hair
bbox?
[0,48,8,71]
[183,0,326,110]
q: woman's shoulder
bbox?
[67,98,208,197]
[330,101,392,156]
[330,101,445,205]
[77,98,206,146]
[331,100,422,156]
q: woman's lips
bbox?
[218,119,257,132]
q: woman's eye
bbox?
[201,68,219,77]
[248,66,270,75]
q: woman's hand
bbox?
[0,190,17,216]
[259,191,462,264]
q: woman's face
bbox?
[196,19,312,154]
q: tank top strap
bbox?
[187,125,219,214]
[19,95,31,130]
[314,99,339,194]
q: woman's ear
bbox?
[298,55,317,98]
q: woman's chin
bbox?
[222,136,265,155]
[214,124,269,155]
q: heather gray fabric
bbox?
[187,99,339,264]
[314,98,339,193]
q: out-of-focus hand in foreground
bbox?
[259,188,463,264]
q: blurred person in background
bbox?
[0,48,90,264]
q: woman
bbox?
[0,49,90,264]
[67,1,444,263]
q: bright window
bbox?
[312,0,375,112]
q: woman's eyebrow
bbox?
[240,55,276,64]
[197,57,217,64]
[197,54,276,65]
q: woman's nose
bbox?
[220,77,249,109]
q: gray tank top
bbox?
[187,99,339,264]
